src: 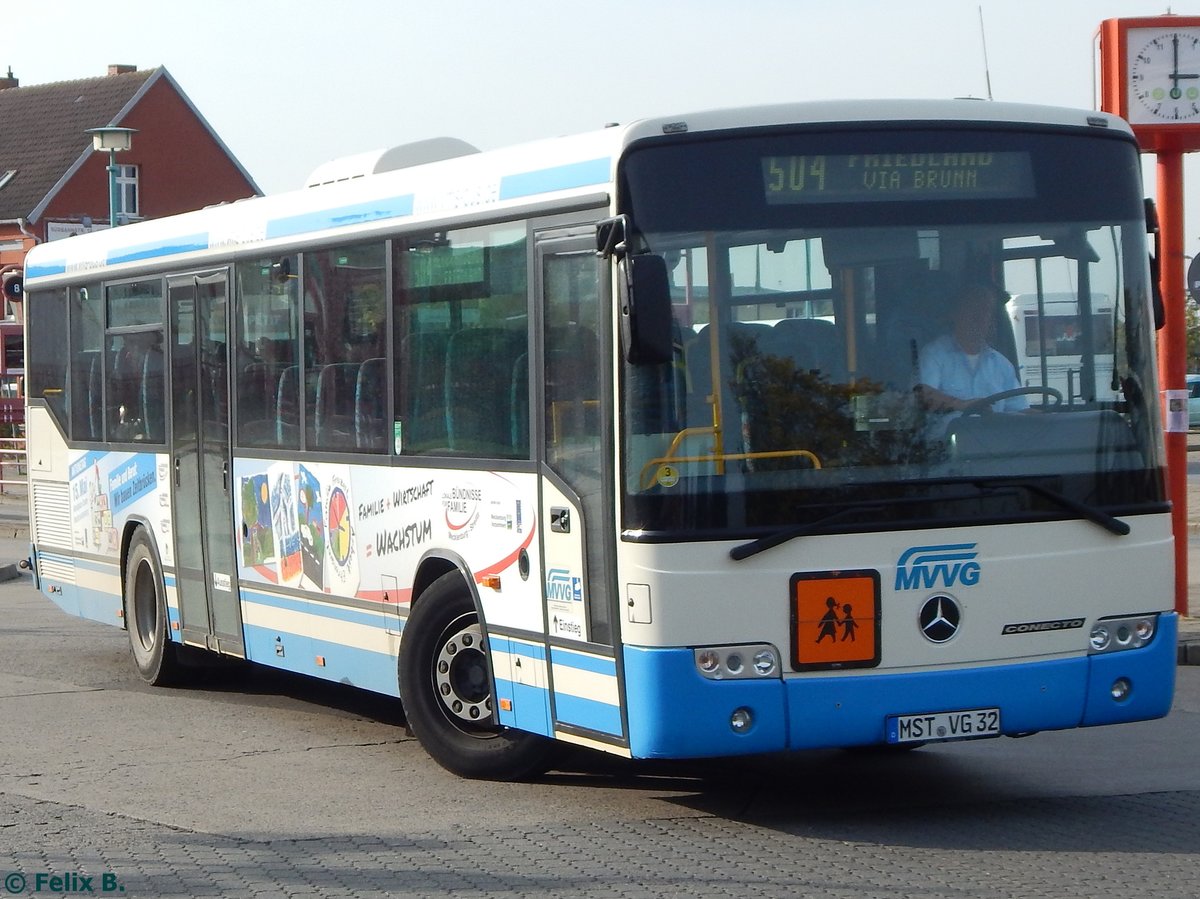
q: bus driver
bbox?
[915,282,1028,414]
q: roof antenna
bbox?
[978,6,994,100]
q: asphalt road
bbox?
[1,555,1198,898]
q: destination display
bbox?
[762,151,1035,204]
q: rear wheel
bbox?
[125,529,183,686]
[399,571,553,780]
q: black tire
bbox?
[398,571,554,780]
[124,528,183,686]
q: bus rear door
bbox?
[168,271,245,656]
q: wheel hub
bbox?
[433,618,492,725]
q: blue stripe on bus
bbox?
[498,157,611,200]
[26,260,67,279]
[550,645,616,676]
[107,233,210,266]
[493,677,553,736]
[243,623,400,697]
[75,581,122,626]
[265,194,416,239]
[490,634,547,661]
[622,627,1179,759]
[240,587,386,629]
[552,692,623,736]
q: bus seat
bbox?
[140,346,165,443]
[240,362,278,421]
[685,322,769,456]
[108,343,138,435]
[236,361,283,446]
[757,325,817,377]
[510,353,529,454]
[275,365,301,445]
[74,350,103,439]
[355,357,387,450]
[768,319,845,382]
[544,324,600,447]
[401,329,450,450]
[683,331,712,425]
[444,328,525,455]
[313,362,360,449]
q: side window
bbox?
[234,257,300,449]
[70,283,103,441]
[544,252,602,478]
[394,223,528,458]
[303,243,387,452]
[26,287,68,429]
[104,279,164,444]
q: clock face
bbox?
[1128,27,1200,123]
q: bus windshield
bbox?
[618,126,1163,539]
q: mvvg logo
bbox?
[895,543,981,591]
[546,568,583,603]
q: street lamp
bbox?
[85,126,137,227]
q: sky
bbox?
[8,0,1200,248]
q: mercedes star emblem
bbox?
[919,594,961,643]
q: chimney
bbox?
[107,65,137,76]
[0,67,18,90]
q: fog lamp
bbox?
[730,707,754,733]
[1110,678,1132,701]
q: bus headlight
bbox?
[752,648,778,676]
[1088,614,1158,655]
[694,644,780,680]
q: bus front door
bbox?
[535,234,624,745]
[168,272,245,656]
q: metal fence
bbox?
[0,435,26,492]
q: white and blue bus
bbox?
[22,100,1175,778]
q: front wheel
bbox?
[124,528,183,686]
[398,571,553,780]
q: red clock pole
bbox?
[1099,15,1200,619]
[1158,151,1190,617]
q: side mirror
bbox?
[1145,198,1165,330]
[618,254,673,365]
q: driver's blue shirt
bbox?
[917,333,1027,412]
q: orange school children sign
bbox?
[790,569,881,670]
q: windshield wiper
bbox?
[973,480,1130,536]
[728,478,1129,562]
[730,503,885,561]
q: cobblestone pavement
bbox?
[3,788,1199,898]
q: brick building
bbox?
[0,64,261,426]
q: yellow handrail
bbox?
[640,446,821,489]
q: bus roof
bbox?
[24,98,1131,288]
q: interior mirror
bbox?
[619,254,673,365]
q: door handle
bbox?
[222,460,228,492]
[550,507,571,533]
[174,457,180,488]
